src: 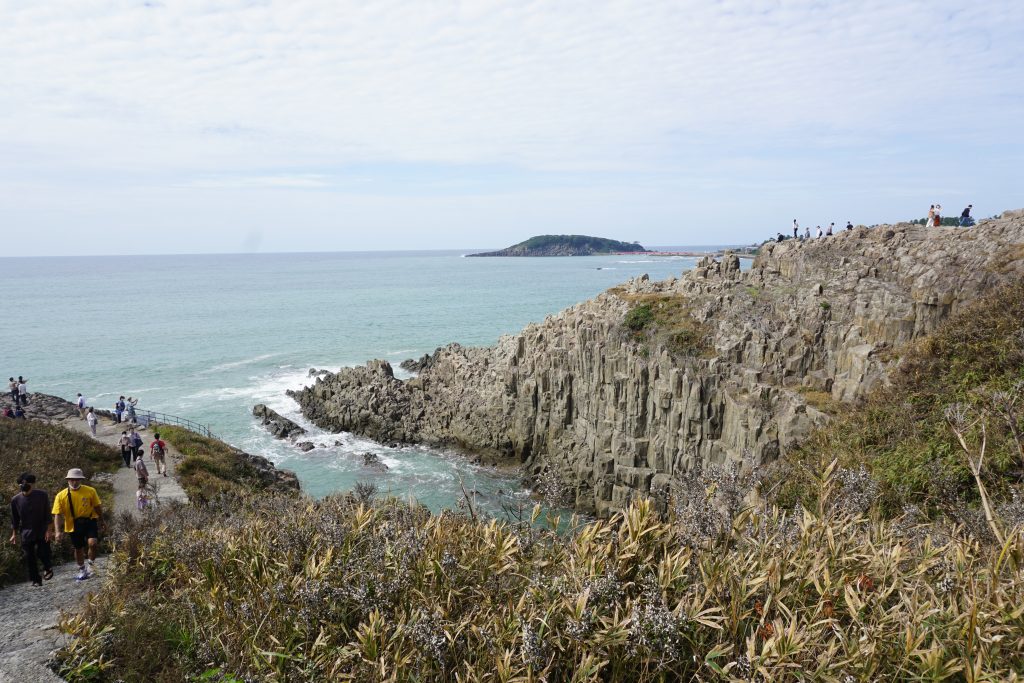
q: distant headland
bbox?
[467,234,645,257]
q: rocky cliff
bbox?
[291,212,1024,516]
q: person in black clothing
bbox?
[846,221,853,231]
[13,405,25,419]
[9,473,54,586]
[960,204,974,227]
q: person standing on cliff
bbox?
[933,204,942,227]
[52,469,104,581]
[17,377,28,406]
[960,204,974,226]
[8,378,18,406]
[792,220,799,239]
[10,473,54,586]
[816,226,823,239]
[86,407,97,436]
[76,393,86,419]
[804,226,810,240]
[846,220,853,231]
[826,223,834,236]
[927,204,935,226]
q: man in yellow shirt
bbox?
[51,468,104,581]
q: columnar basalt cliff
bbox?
[290,212,1024,516]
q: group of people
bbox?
[9,468,104,584]
[927,204,976,227]
[7,376,29,406]
[75,393,141,436]
[778,220,854,242]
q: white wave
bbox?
[201,353,279,374]
[384,349,417,356]
[615,260,655,264]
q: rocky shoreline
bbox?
[289,212,1024,516]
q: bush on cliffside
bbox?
[57,472,1024,681]
[0,419,119,586]
[157,425,298,501]
[772,279,1024,521]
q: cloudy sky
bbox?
[2,0,1022,255]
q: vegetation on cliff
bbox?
[157,425,299,501]
[0,419,119,586]
[772,279,1024,525]
[57,470,1024,681]
[468,234,645,257]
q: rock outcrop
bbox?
[291,212,1024,516]
[252,404,306,439]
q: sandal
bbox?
[43,568,53,581]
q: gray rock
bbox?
[296,441,315,452]
[289,211,1024,516]
[252,404,306,439]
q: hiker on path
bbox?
[117,431,132,468]
[17,377,28,406]
[150,433,168,476]
[129,427,144,464]
[9,473,54,587]
[960,204,974,227]
[51,469,104,581]
[86,407,97,436]
[134,454,149,491]
[76,393,86,419]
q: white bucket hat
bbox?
[65,468,86,480]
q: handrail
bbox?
[132,408,218,440]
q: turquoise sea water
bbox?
[1,249,736,516]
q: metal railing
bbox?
[133,408,217,440]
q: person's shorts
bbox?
[70,518,99,549]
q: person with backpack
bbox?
[51,468,104,581]
[150,433,168,476]
[9,473,54,587]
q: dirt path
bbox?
[0,410,190,681]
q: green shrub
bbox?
[624,303,654,331]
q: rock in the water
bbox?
[290,212,1024,517]
[296,441,315,452]
[361,452,389,471]
[252,404,306,439]
[399,353,436,373]
[308,367,331,378]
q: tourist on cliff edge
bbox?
[10,473,54,587]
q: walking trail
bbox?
[0,409,190,682]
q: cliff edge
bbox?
[291,211,1024,516]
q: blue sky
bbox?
[1,0,1022,256]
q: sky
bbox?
[1,0,1022,256]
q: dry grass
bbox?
[617,292,713,360]
[57,463,1024,681]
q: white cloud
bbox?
[0,0,1021,254]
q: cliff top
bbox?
[468,234,645,257]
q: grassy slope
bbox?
[772,279,1024,514]
[0,419,120,585]
[155,425,293,501]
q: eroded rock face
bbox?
[291,213,1024,516]
[252,404,307,439]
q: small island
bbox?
[468,234,646,257]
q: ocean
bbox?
[1,248,740,516]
